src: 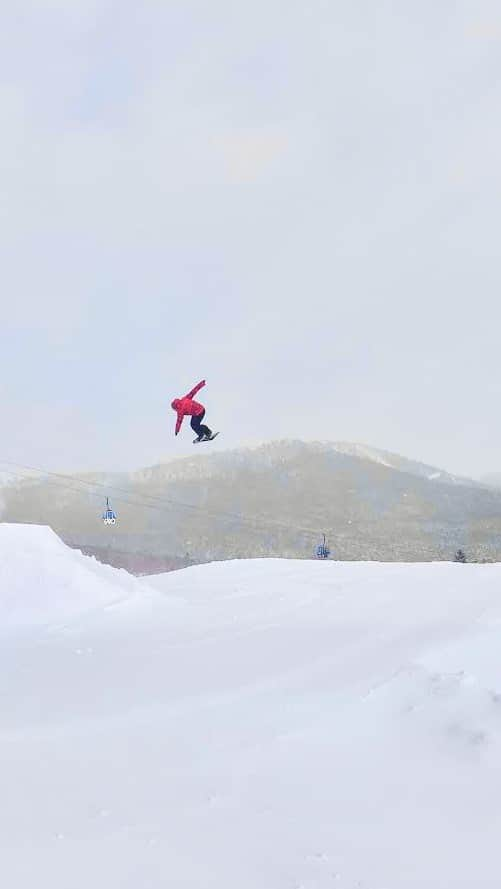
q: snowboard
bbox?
[193,432,220,444]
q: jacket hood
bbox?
[171,398,181,410]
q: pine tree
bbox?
[454,548,467,563]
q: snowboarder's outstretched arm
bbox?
[186,379,206,399]
[175,412,184,435]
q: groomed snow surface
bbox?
[1,525,501,888]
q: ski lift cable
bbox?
[0,468,167,514]
[0,464,366,554]
[0,461,237,517]
[0,460,332,542]
[0,458,296,522]
[0,466,221,520]
[0,458,379,530]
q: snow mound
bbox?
[2,530,501,887]
[0,523,144,629]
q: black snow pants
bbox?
[191,410,212,439]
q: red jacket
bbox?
[171,380,206,435]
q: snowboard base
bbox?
[193,432,220,444]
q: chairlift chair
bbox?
[315,533,330,559]
[102,497,117,526]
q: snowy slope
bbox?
[2,526,501,887]
[0,523,149,629]
[330,440,469,483]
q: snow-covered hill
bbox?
[2,524,501,887]
[0,524,147,629]
[127,439,472,486]
[330,440,469,484]
[3,439,501,570]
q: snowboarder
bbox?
[171,379,217,442]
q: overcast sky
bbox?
[1,0,501,476]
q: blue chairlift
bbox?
[315,533,330,559]
[102,497,117,526]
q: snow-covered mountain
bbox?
[1,440,500,570]
[330,441,470,483]
[2,523,501,888]
[480,472,501,489]
[126,439,474,486]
